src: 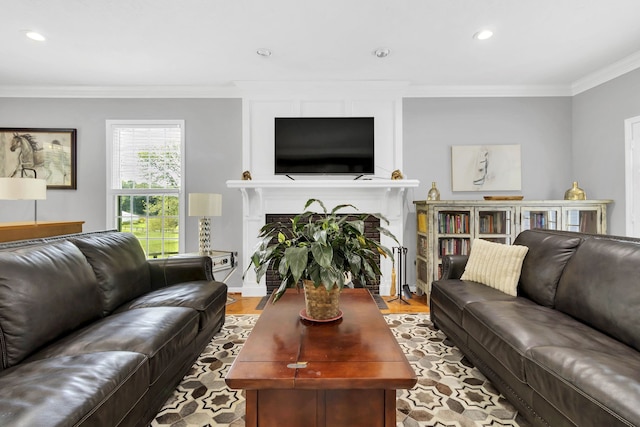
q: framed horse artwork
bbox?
[0,128,77,189]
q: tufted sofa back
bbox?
[555,236,640,352]
[70,232,151,316]
[514,230,583,307]
[0,241,102,369]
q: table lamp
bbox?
[188,193,222,255]
[0,177,47,222]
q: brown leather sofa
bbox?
[430,229,640,427]
[0,230,228,427]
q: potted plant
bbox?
[247,198,397,320]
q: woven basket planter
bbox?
[303,280,340,320]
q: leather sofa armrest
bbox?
[441,254,469,280]
[148,256,214,290]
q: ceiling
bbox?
[2,0,640,97]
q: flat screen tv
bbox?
[274,117,374,175]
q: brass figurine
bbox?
[391,169,404,180]
[242,170,252,180]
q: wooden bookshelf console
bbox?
[0,221,84,243]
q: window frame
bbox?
[105,119,186,256]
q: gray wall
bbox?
[402,97,573,289]
[2,72,639,292]
[0,98,244,288]
[572,68,640,236]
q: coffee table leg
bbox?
[246,390,258,427]
[385,389,396,427]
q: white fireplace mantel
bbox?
[227,179,420,296]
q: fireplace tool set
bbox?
[388,246,411,304]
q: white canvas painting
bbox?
[451,144,521,191]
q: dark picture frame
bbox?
[0,128,77,189]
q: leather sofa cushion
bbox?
[116,280,227,331]
[463,299,628,382]
[513,230,582,307]
[0,351,148,427]
[27,306,198,384]
[555,237,640,352]
[431,279,515,326]
[526,345,640,427]
[0,241,102,368]
[71,232,151,315]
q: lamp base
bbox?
[198,217,212,255]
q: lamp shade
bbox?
[0,178,47,200]
[188,193,222,217]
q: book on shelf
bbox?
[438,212,470,234]
[439,238,470,257]
[479,212,505,234]
[417,235,428,258]
[417,212,428,233]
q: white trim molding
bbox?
[404,85,572,98]
[625,115,640,237]
[0,85,242,99]
[572,50,640,95]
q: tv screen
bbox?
[274,117,374,175]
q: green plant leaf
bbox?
[320,268,338,289]
[285,246,308,283]
[308,264,322,285]
[313,229,327,245]
[278,256,290,276]
[273,276,291,303]
[310,241,332,268]
[330,203,356,214]
[346,219,365,235]
[378,226,399,245]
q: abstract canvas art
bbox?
[451,144,521,191]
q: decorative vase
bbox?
[427,182,441,201]
[564,181,586,200]
[303,280,341,320]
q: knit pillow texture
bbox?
[460,239,529,296]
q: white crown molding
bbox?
[233,80,411,99]
[404,84,572,98]
[2,52,639,100]
[571,49,640,95]
[0,85,242,98]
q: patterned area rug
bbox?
[150,314,531,427]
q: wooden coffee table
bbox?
[225,288,417,427]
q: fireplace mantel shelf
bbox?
[226,178,419,189]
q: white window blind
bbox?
[111,125,182,190]
[106,120,185,257]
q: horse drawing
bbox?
[9,133,52,180]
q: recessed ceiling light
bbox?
[256,48,272,57]
[473,30,493,40]
[373,48,390,58]
[25,31,46,42]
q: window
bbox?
[106,120,185,258]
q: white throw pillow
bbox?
[460,239,529,296]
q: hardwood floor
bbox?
[225,292,429,315]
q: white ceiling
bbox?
[2,0,640,97]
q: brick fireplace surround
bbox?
[226,179,420,296]
[264,213,382,295]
